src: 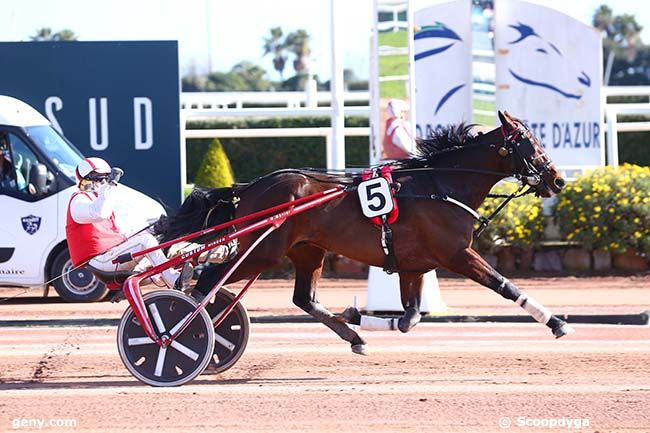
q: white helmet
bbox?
[75,157,111,184]
[386,99,410,118]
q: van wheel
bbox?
[51,249,108,302]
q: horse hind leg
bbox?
[446,247,574,338]
[340,272,423,334]
[288,244,369,355]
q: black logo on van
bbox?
[21,215,41,235]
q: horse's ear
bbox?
[498,110,515,131]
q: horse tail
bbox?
[155,186,236,243]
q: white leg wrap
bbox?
[516,294,552,324]
[360,315,398,331]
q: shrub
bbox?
[553,164,650,255]
[186,116,370,183]
[474,181,545,252]
[194,138,235,188]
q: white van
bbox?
[0,95,165,302]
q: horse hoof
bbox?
[553,323,575,338]
[398,311,421,333]
[340,306,361,325]
[351,344,369,356]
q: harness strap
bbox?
[380,215,399,274]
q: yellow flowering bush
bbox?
[553,164,650,255]
[474,181,545,252]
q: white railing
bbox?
[181,91,370,110]
[182,85,650,170]
[604,86,650,100]
[184,127,370,170]
[182,106,370,121]
[605,103,650,166]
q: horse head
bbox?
[505,22,591,100]
[497,111,565,197]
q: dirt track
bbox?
[1,276,649,432]
[1,323,649,433]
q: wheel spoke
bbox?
[170,340,199,361]
[128,336,155,346]
[149,303,166,333]
[169,312,193,336]
[214,333,235,351]
[154,346,167,377]
[212,307,228,325]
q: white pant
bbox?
[88,232,178,288]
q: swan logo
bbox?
[506,22,591,100]
[414,22,466,115]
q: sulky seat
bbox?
[85,265,135,289]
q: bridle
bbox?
[501,121,554,189]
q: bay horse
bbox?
[161,111,571,355]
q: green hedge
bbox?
[553,164,650,255]
[473,182,545,253]
[186,116,370,183]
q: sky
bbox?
[1,0,649,81]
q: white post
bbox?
[605,107,619,166]
[364,0,446,315]
[406,0,417,142]
[369,0,381,165]
[329,0,345,170]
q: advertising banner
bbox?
[495,0,603,167]
[0,41,182,206]
[414,0,473,137]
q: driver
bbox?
[382,99,413,160]
[65,157,190,289]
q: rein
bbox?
[395,182,534,240]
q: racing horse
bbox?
[160,111,571,355]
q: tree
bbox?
[231,61,270,91]
[30,27,54,41]
[284,29,311,74]
[263,27,287,80]
[30,27,78,41]
[194,139,235,188]
[205,62,271,91]
[593,5,645,84]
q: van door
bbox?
[0,129,59,285]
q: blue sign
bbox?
[0,41,181,206]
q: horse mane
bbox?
[403,122,478,166]
[156,187,236,243]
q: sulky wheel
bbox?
[201,288,250,374]
[117,290,215,387]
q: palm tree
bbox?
[30,27,54,41]
[55,29,78,41]
[284,29,311,74]
[263,27,287,80]
[30,27,78,41]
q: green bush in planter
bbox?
[553,164,650,255]
[473,181,545,253]
[194,138,235,188]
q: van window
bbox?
[26,126,82,182]
[0,132,46,196]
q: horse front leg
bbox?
[288,244,369,355]
[446,247,574,338]
[397,272,424,332]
